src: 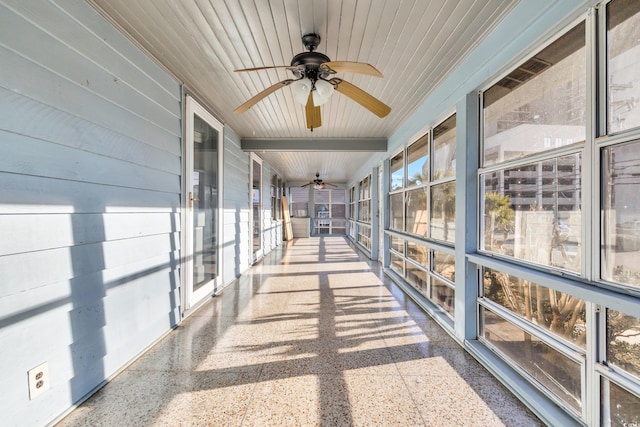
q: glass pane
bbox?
[607,309,640,379]
[332,220,346,235]
[358,200,370,223]
[406,263,427,294]
[407,242,428,268]
[390,252,404,276]
[291,202,308,217]
[358,225,371,250]
[252,159,261,253]
[482,307,582,413]
[607,0,640,133]
[391,236,405,254]
[602,379,640,426]
[483,22,586,166]
[390,193,404,231]
[391,151,404,190]
[483,267,587,348]
[602,141,640,288]
[407,135,429,186]
[433,250,455,282]
[331,204,346,218]
[433,114,456,179]
[481,154,582,273]
[193,114,218,290]
[315,204,330,217]
[430,182,456,243]
[431,276,455,316]
[406,187,428,236]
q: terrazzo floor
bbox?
[57,236,542,426]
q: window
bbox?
[390,151,404,191]
[483,22,585,167]
[357,175,372,251]
[386,114,457,319]
[271,174,282,221]
[289,187,309,217]
[314,188,346,235]
[607,0,640,134]
[480,22,585,276]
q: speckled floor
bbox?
[57,237,542,427]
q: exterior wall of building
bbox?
[0,1,282,425]
[0,0,182,424]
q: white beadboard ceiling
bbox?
[89,0,517,184]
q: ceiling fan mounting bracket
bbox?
[302,33,321,52]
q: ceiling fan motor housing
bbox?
[291,34,331,81]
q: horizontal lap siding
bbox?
[0,0,181,425]
[222,127,250,281]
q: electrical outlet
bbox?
[28,362,50,400]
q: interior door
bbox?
[250,154,263,262]
[184,96,223,310]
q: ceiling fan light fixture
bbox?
[312,79,333,106]
[291,77,312,105]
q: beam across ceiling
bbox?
[241,138,387,152]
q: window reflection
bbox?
[482,307,582,413]
[407,135,429,186]
[407,241,428,268]
[433,250,455,282]
[390,251,404,276]
[430,182,456,243]
[483,267,586,348]
[433,114,456,179]
[603,141,640,288]
[390,193,404,231]
[607,309,640,379]
[406,262,427,294]
[481,154,582,272]
[431,276,455,316]
[483,22,585,167]
[406,187,428,236]
[602,379,640,426]
[391,152,404,191]
[607,0,640,133]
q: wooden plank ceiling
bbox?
[89,0,517,184]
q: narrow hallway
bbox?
[58,237,541,426]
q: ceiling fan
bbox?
[233,33,391,131]
[301,172,337,189]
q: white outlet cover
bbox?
[28,362,50,400]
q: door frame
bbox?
[182,95,224,313]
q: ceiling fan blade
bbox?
[331,78,391,118]
[233,79,293,114]
[234,65,302,72]
[300,182,313,188]
[324,182,338,187]
[305,92,322,130]
[321,61,383,77]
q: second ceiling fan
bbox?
[233,33,391,131]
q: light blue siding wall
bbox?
[222,127,251,282]
[0,0,182,425]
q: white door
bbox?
[250,154,263,262]
[184,96,223,310]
